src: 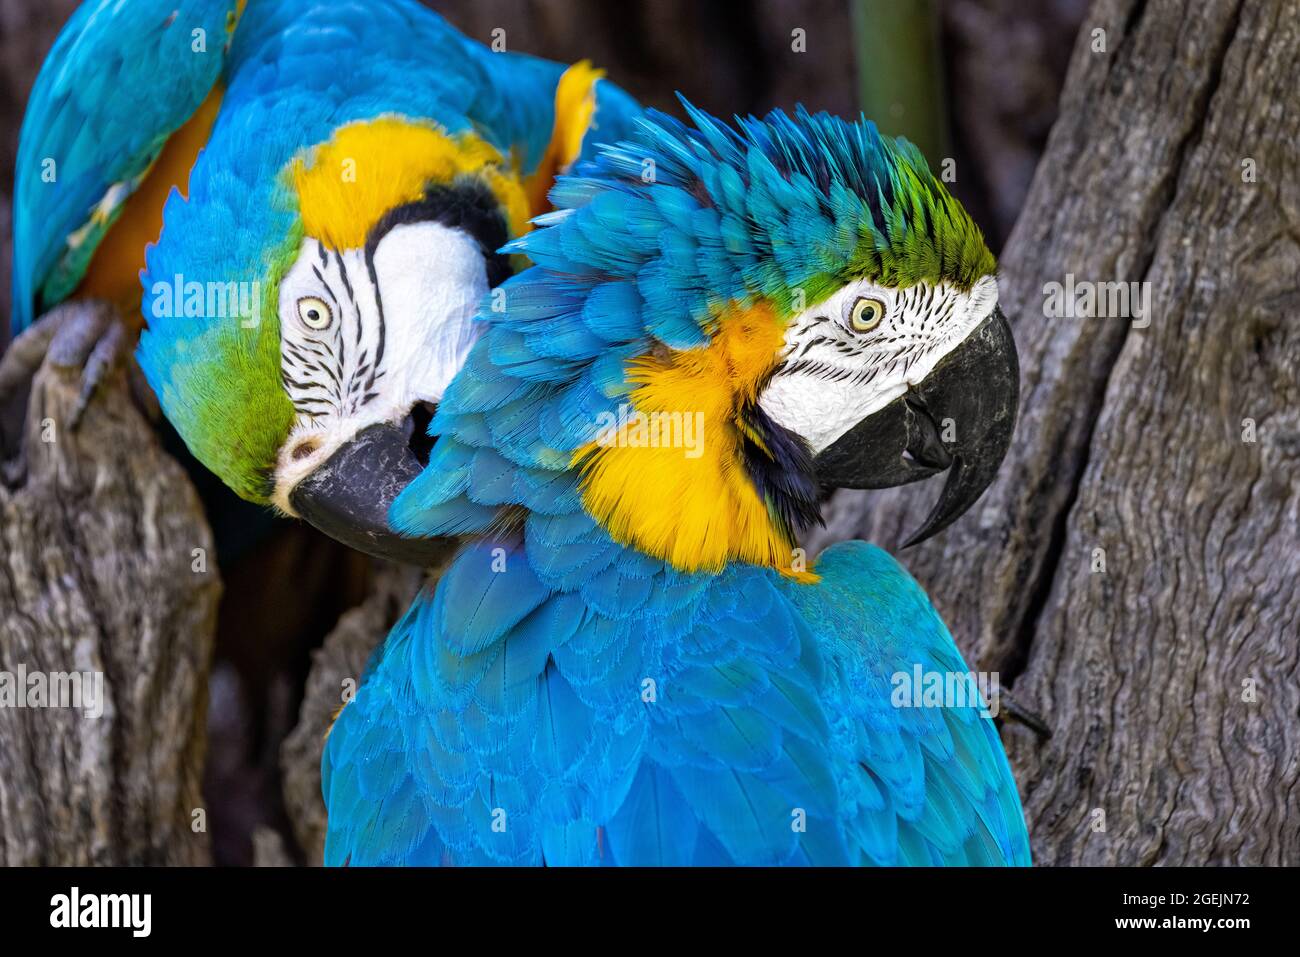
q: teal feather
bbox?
[11,0,239,333]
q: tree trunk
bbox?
[810,0,1300,864]
[0,307,220,864]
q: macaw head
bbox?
[139,113,533,564]
[392,101,1018,576]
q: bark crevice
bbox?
[0,319,221,865]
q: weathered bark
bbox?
[0,307,220,864]
[810,0,1300,864]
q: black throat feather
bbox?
[737,399,825,542]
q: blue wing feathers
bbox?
[338,434,1030,866]
[12,0,239,333]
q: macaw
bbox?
[319,102,1031,865]
[7,0,640,562]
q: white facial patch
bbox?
[759,274,999,453]
[271,221,487,511]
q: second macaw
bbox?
[9,0,640,562]
[319,102,1032,865]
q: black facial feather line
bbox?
[737,398,825,539]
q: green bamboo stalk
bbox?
[850,0,950,166]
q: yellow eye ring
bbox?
[297,296,332,331]
[849,297,885,332]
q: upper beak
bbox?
[289,419,454,567]
[812,306,1019,547]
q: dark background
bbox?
[0,0,1086,864]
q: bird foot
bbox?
[998,688,1053,739]
[0,300,158,436]
[0,301,159,480]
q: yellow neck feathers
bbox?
[291,118,532,251]
[574,304,812,578]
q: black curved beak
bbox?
[813,307,1019,547]
[289,420,454,567]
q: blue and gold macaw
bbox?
[320,103,1031,865]
[8,0,640,561]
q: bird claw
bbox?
[0,301,154,437]
[0,306,65,406]
[65,312,130,431]
[44,302,129,432]
[999,688,1053,739]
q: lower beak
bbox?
[289,420,453,566]
[812,306,1019,547]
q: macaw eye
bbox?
[297,296,332,331]
[849,297,885,333]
